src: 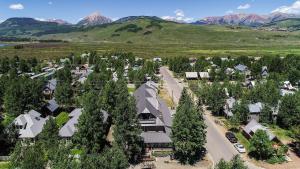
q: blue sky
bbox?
[0,0,300,23]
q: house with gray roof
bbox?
[59,108,109,138]
[14,110,49,139]
[261,66,268,78]
[134,81,172,148]
[185,72,198,80]
[45,99,59,113]
[43,79,57,98]
[243,119,277,141]
[234,64,248,73]
[248,102,263,122]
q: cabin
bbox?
[248,102,263,122]
[243,119,278,142]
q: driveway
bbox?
[159,66,264,169]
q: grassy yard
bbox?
[267,125,292,143]
[0,162,9,169]
[158,87,175,108]
[235,132,251,151]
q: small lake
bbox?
[0,44,15,48]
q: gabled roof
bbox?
[248,102,263,113]
[46,99,59,113]
[46,79,57,91]
[134,81,173,143]
[234,64,248,72]
[141,132,172,144]
[243,119,276,141]
[59,108,109,138]
[14,110,48,138]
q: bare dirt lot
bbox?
[131,156,212,169]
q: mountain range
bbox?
[1,12,300,38]
[193,13,300,26]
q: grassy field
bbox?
[0,162,9,169]
[2,18,300,59]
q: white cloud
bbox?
[9,3,24,10]
[226,10,234,14]
[161,9,194,23]
[35,18,47,21]
[272,1,300,14]
[175,9,184,17]
[48,1,53,5]
[237,4,251,10]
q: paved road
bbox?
[159,67,263,169]
[160,67,183,105]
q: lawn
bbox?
[267,125,292,143]
[0,162,9,169]
[235,132,251,151]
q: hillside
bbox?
[262,18,300,31]
[0,17,76,37]
[2,17,300,59]
[40,18,300,47]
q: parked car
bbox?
[234,143,246,153]
[225,132,237,143]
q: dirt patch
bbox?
[131,156,212,169]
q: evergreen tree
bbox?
[100,144,129,169]
[55,81,73,109]
[50,143,78,169]
[4,80,23,117]
[113,80,142,163]
[172,88,206,164]
[74,91,107,153]
[9,141,46,169]
[277,93,300,129]
[38,117,59,160]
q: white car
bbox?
[234,143,246,153]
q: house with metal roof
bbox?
[44,99,59,114]
[234,64,248,73]
[14,110,49,139]
[243,119,277,141]
[199,72,210,80]
[59,108,109,138]
[185,72,198,80]
[248,102,263,122]
[261,66,268,78]
[134,81,172,148]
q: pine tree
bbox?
[9,141,46,169]
[74,91,106,153]
[55,81,73,109]
[172,88,206,164]
[38,117,59,160]
[113,80,142,163]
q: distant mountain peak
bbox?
[47,19,71,25]
[193,13,300,26]
[77,12,112,26]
